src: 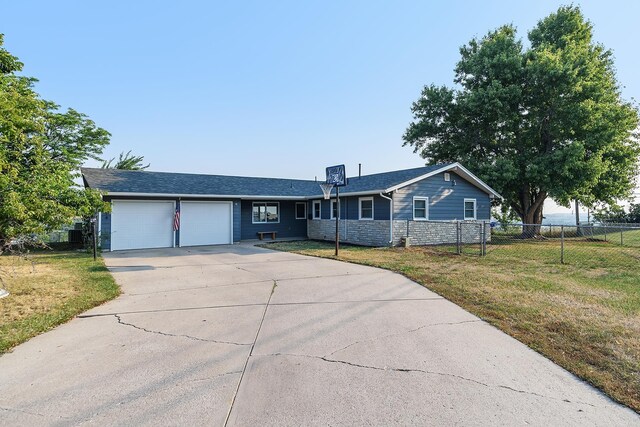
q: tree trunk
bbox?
[516,190,547,238]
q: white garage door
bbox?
[180,201,233,246]
[111,201,175,251]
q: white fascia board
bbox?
[452,163,503,199]
[384,164,454,193]
[304,190,384,199]
[384,162,503,199]
[104,192,307,200]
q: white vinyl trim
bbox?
[251,202,280,224]
[359,196,374,220]
[384,162,502,199]
[106,192,306,200]
[312,200,321,219]
[330,199,338,219]
[464,198,477,220]
[413,196,429,221]
[295,202,307,219]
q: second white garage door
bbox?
[180,201,233,246]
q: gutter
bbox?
[379,192,394,246]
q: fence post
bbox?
[560,225,564,264]
[621,228,624,246]
[406,219,409,238]
[482,221,487,256]
[456,221,461,255]
[604,223,607,242]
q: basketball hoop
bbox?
[319,182,334,200]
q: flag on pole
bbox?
[173,207,180,231]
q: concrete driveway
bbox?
[0,244,637,426]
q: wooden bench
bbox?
[257,231,277,240]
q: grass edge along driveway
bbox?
[0,251,120,354]
[261,240,640,414]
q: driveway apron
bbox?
[0,244,637,426]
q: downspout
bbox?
[379,192,393,246]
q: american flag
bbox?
[173,207,180,231]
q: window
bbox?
[444,172,451,182]
[313,200,321,219]
[331,200,338,219]
[464,198,476,220]
[413,197,429,220]
[359,197,374,220]
[252,202,280,224]
[295,202,307,219]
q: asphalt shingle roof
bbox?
[81,164,454,198]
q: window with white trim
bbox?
[464,199,476,220]
[252,202,280,223]
[413,197,429,220]
[359,197,374,220]
[331,200,338,219]
[295,202,307,219]
[312,200,321,219]
[444,172,451,182]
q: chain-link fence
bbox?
[488,223,640,265]
[36,221,86,248]
[420,221,640,265]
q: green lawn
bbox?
[0,251,120,353]
[262,239,640,413]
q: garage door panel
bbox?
[111,201,174,251]
[180,202,232,246]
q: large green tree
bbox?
[0,34,109,249]
[403,6,639,230]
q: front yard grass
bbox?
[263,240,640,413]
[0,251,120,354]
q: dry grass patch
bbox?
[262,240,640,413]
[0,251,120,353]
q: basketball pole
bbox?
[335,186,339,256]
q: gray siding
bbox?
[394,172,491,221]
[232,200,241,242]
[240,200,307,240]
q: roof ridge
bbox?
[81,167,318,184]
[347,163,452,180]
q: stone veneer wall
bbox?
[307,219,490,247]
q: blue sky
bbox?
[2,1,639,213]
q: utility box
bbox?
[68,229,83,245]
[401,237,411,248]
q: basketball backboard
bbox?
[326,164,346,187]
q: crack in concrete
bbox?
[0,405,45,417]
[155,371,243,394]
[272,271,390,282]
[223,280,277,427]
[78,303,267,318]
[79,297,444,319]
[261,352,596,408]
[127,279,275,296]
[113,314,251,346]
[326,319,481,358]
